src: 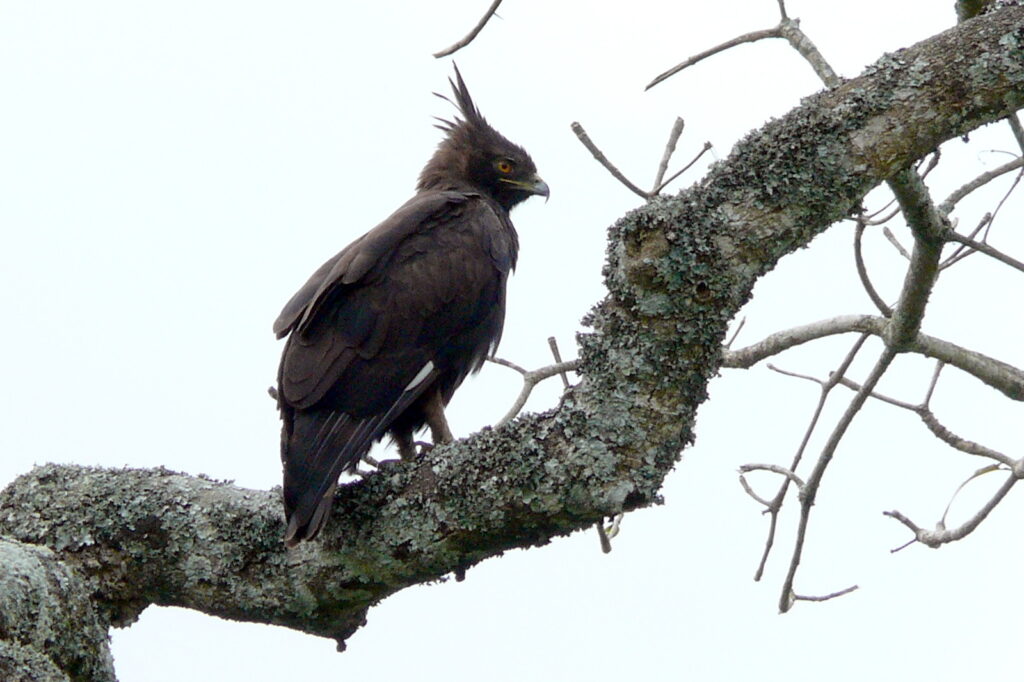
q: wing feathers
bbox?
[277,189,517,544]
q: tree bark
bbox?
[2,7,1023,678]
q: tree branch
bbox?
[722,314,1024,401]
[3,6,1024,657]
[432,0,503,58]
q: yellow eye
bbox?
[496,159,514,174]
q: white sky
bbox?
[2,1,1022,680]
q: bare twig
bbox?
[836,372,1017,466]
[944,228,1024,274]
[739,473,773,507]
[938,465,1003,528]
[652,142,713,195]
[722,314,1024,401]
[918,150,942,179]
[596,513,623,554]
[777,17,840,86]
[646,26,782,91]
[750,335,871,582]
[923,360,944,406]
[916,410,1016,466]
[779,347,897,612]
[652,117,685,192]
[882,227,911,259]
[739,463,806,492]
[596,521,612,554]
[725,317,747,350]
[940,213,992,269]
[547,337,570,389]
[938,156,1024,213]
[433,0,503,58]
[571,122,649,199]
[647,13,839,91]
[491,359,580,427]
[766,364,822,385]
[854,217,893,317]
[487,355,528,375]
[792,585,859,603]
[865,196,899,223]
[885,470,1020,548]
[832,376,917,410]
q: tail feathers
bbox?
[281,362,443,546]
[282,410,385,546]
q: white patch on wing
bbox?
[404,361,435,392]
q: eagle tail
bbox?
[282,410,384,546]
[281,361,443,546]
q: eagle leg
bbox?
[393,389,454,462]
[394,431,418,461]
[423,388,454,445]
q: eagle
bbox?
[273,66,549,546]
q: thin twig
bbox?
[547,337,570,389]
[938,156,1024,213]
[882,227,911,259]
[779,348,897,612]
[792,585,859,603]
[493,359,580,427]
[751,335,870,582]
[865,196,898,222]
[922,360,944,406]
[766,364,822,385]
[652,117,685,192]
[944,229,1024,274]
[777,17,840,86]
[571,122,649,199]
[738,463,806,491]
[938,464,1003,529]
[885,471,1020,548]
[833,376,917,410]
[433,0,504,58]
[646,26,782,91]
[487,355,528,375]
[652,142,713,195]
[853,217,893,317]
[940,213,992,269]
[596,521,612,554]
[725,317,747,350]
[722,314,1024,402]
[835,372,1017,466]
[916,410,1016,466]
[738,474,773,507]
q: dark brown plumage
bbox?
[274,66,548,546]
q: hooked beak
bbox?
[500,174,550,202]
[529,176,551,201]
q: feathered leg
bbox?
[423,388,454,445]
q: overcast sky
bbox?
[2,1,1022,680]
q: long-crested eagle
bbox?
[273,66,549,546]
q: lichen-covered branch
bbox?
[0,539,115,681]
[2,6,1023,671]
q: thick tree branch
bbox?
[0,539,115,681]
[2,6,1024,662]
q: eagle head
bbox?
[418,65,549,212]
